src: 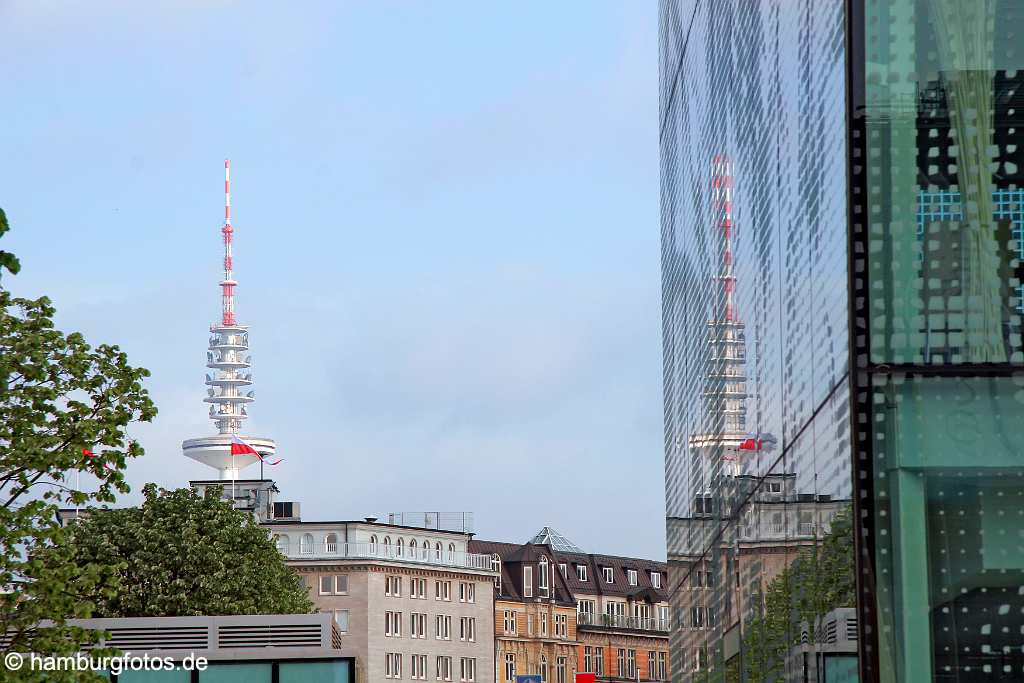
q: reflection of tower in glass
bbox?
[687,156,749,515]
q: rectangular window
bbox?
[436,656,452,682]
[459,616,475,642]
[650,571,661,589]
[594,648,604,676]
[411,577,426,599]
[319,575,334,595]
[335,574,349,594]
[527,613,534,636]
[435,580,451,601]
[458,581,474,603]
[410,612,426,639]
[540,613,547,637]
[385,611,402,637]
[412,654,428,680]
[577,599,595,614]
[459,658,475,682]
[554,614,567,637]
[386,653,402,679]
[576,564,587,582]
[648,652,656,681]
[333,609,349,633]
[626,650,636,679]
[386,575,402,597]
[584,647,592,673]
[657,652,667,680]
[617,649,625,678]
[434,614,451,640]
[523,566,533,597]
[504,654,515,682]
[559,563,567,578]
[627,569,638,586]
[603,567,614,583]
[503,610,516,634]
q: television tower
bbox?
[182,160,276,480]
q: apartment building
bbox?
[266,514,497,683]
[469,538,580,683]
[471,528,671,683]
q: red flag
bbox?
[230,434,260,456]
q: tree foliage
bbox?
[56,485,314,618]
[0,233,157,681]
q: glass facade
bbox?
[850,0,1024,681]
[660,0,852,681]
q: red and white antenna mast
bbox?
[711,155,736,322]
[221,159,236,326]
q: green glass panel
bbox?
[823,655,859,683]
[865,0,1024,365]
[871,374,1024,681]
[279,660,351,683]
[119,669,191,683]
[197,662,272,683]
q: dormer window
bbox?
[627,569,638,586]
[603,567,614,584]
[539,557,549,593]
[559,563,567,578]
[576,564,588,582]
[523,566,533,598]
[651,571,662,589]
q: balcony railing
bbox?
[576,613,670,633]
[282,541,494,572]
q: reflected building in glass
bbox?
[661,0,1024,681]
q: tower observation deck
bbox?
[182,160,276,480]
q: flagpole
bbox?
[231,449,236,504]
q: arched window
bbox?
[447,542,455,563]
[397,538,405,557]
[420,540,430,560]
[325,533,338,554]
[383,536,392,557]
[540,655,548,683]
[369,535,378,553]
[539,556,549,592]
[409,539,417,557]
[435,542,443,561]
[274,534,290,554]
[300,533,314,555]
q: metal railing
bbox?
[284,541,494,571]
[385,512,474,534]
[576,613,671,632]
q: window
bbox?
[576,564,588,582]
[648,652,656,681]
[411,577,427,599]
[583,648,592,674]
[435,580,451,601]
[320,575,334,595]
[412,654,428,680]
[539,557,549,594]
[300,533,314,555]
[617,649,625,678]
[411,613,426,639]
[435,614,451,640]
[459,658,475,682]
[321,574,348,594]
[335,574,349,594]
[767,480,782,494]
[651,571,661,589]
[504,654,516,682]
[370,535,378,553]
[274,534,289,554]
[459,616,475,642]
[554,614,567,637]
[447,543,455,562]
[523,566,533,597]
[503,610,516,634]
[410,539,417,556]
[385,611,402,637]
[436,656,452,682]
[386,653,402,679]
[626,650,636,679]
[593,647,604,676]
[458,581,475,603]
[540,655,548,683]
[383,536,392,555]
[657,652,667,681]
[627,569,638,586]
[602,567,614,584]
[540,613,547,637]
[527,613,534,635]
[333,609,349,633]
[435,542,443,561]
[386,575,402,596]
[559,563,567,578]
[397,538,405,557]
[325,533,338,553]
[556,657,567,683]
[657,605,670,628]
[577,599,595,615]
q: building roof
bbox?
[528,526,584,553]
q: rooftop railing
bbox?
[283,541,494,572]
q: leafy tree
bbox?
[0,208,20,282]
[56,485,314,617]
[0,221,157,681]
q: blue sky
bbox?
[0,1,663,558]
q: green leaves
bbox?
[54,486,313,619]
[0,208,21,281]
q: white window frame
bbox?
[435,614,451,640]
[523,566,533,598]
[460,616,475,642]
[503,610,516,634]
[436,655,452,682]
[576,564,588,582]
[603,566,614,584]
[627,569,638,586]
[320,575,334,595]
[460,657,476,683]
[333,609,349,633]
[504,653,515,682]
[559,563,567,578]
[385,610,402,637]
[651,571,662,589]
